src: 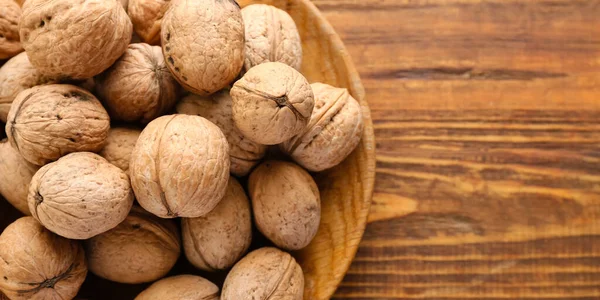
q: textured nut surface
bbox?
[134,275,219,300]
[130,114,230,218]
[249,160,321,250]
[161,0,244,95]
[182,177,252,271]
[231,62,314,145]
[28,152,134,239]
[281,82,364,171]
[222,247,304,300]
[177,91,267,176]
[98,127,141,175]
[128,0,169,45]
[85,206,181,284]
[241,4,302,71]
[0,217,87,300]
[0,0,22,60]
[19,0,132,79]
[0,140,38,215]
[0,52,56,122]
[5,84,110,166]
[95,43,179,123]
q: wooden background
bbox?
[316,0,600,299]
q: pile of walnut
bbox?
[0,0,364,299]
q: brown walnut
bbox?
[128,0,170,45]
[0,139,38,215]
[134,275,219,300]
[0,0,22,60]
[98,127,142,176]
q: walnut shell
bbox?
[241,4,302,71]
[130,114,230,218]
[231,62,314,145]
[281,82,364,171]
[222,247,304,300]
[85,206,181,284]
[182,177,252,272]
[98,127,141,176]
[95,43,180,123]
[134,275,219,300]
[0,52,56,123]
[0,0,22,60]
[19,0,132,79]
[0,217,87,300]
[128,0,170,45]
[161,0,244,95]
[176,91,267,176]
[0,139,38,215]
[28,152,134,239]
[249,160,321,250]
[5,84,110,166]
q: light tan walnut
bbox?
[130,114,230,218]
[221,247,304,300]
[134,275,219,300]
[0,139,38,215]
[128,0,170,45]
[0,217,87,300]
[84,206,181,284]
[0,0,22,60]
[95,43,180,123]
[99,127,141,175]
[176,91,267,176]
[5,84,110,166]
[28,152,134,239]
[19,0,132,79]
[161,0,244,95]
[241,4,302,71]
[231,62,314,145]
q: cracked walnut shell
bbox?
[0,0,22,60]
[28,152,134,240]
[231,62,314,145]
[5,84,110,166]
[128,0,170,45]
[98,127,142,176]
[130,114,230,218]
[0,216,87,300]
[0,139,38,215]
[135,275,219,300]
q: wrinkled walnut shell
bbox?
[0,139,38,215]
[130,114,230,218]
[161,0,244,95]
[0,0,22,60]
[85,206,181,284]
[177,91,267,176]
[19,0,132,79]
[222,247,304,300]
[249,160,321,250]
[241,4,302,71]
[281,82,364,171]
[128,0,170,45]
[0,217,87,300]
[182,177,252,272]
[98,127,141,176]
[0,52,56,123]
[135,275,219,300]
[5,84,110,166]
[28,152,134,239]
[231,62,314,145]
[95,43,180,123]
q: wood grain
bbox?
[314,0,600,299]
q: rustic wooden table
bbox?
[315,0,600,299]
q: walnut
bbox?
[98,127,141,176]
[28,152,134,239]
[19,0,132,79]
[130,114,230,218]
[128,0,170,45]
[5,84,110,166]
[249,160,321,250]
[221,247,303,300]
[161,0,244,95]
[176,91,267,176]
[0,139,38,215]
[182,177,252,272]
[231,62,314,145]
[281,82,364,171]
[241,4,302,71]
[0,217,87,300]
[0,0,22,60]
[84,206,181,284]
[134,275,219,300]
[0,52,56,123]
